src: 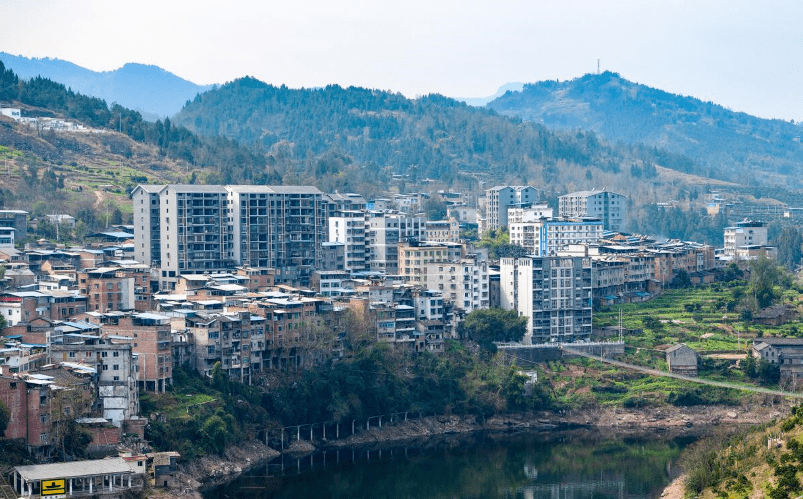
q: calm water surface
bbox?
[206,431,692,499]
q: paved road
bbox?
[560,346,803,399]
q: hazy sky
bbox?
[2,0,801,121]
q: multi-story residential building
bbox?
[500,256,592,344]
[227,185,328,284]
[310,270,352,297]
[423,256,490,313]
[485,186,539,231]
[134,184,329,288]
[186,311,264,382]
[235,266,276,291]
[253,296,326,369]
[0,366,93,458]
[398,241,464,286]
[328,211,367,271]
[0,209,28,238]
[319,241,346,271]
[81,312,173,392]
[78,268,136,313]
[131,185,165,268]
[723,220,769,258]
[507,204,553,224]
[558,190,627,232]
[412,288,446,322]
[447,205,480,228]
[365,212,425,274]
[326,192,367,217]
[509,218,603,256]
[424,218,460,243]
[51,336,139,427]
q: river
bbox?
[204,431,693,499]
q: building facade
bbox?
[500,256,592,344]
[558,190,627,232]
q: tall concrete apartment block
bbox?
[500,256,592,344]
[328,211,368,271]
[558,190,627,232]
[133,185,328,289]
[132,186,163,268]
[365,212,426,274]
[227,186,327,283]
[485,186,539,231]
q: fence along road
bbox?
[559,345,803,399]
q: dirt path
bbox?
[562,346,803,399]
[661,474,688,499]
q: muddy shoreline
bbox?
[172,403,789,498]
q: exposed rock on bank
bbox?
[165,440,279,498]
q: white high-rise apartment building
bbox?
[365,212,425,274]
[328,211,367,271]
[558,190,627,232]
[485,186,539,231]
[500,255,592,344]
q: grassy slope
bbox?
[0,111,211,216]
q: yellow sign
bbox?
[41,478,65,496]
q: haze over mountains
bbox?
[487,72,803,188]
[3,54,803,197]
[0,53,213,119]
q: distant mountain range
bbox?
[455,82,524,107]
[0,53,213,119]
[487,72,803,188]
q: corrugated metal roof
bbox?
[15,457,136,481]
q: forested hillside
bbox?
[488,72,803,188]
[174,77,718,200]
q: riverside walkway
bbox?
[559,345,803,399]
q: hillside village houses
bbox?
[0,183,776,457]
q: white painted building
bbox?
[559,190,627,232]
[328,211,367,271]
[723,220,768,258]
[485,186,539,231]
[500,256,592,344]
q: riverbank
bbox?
[172,402,789,498]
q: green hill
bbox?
[173,77,716,200]
[487,72,803,188]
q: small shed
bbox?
[666,343,699,377]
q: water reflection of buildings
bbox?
[517,476,627,499]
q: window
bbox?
[113,365,120,370]
[113,351,119,357]
[40,433,48,443]
[102,365,108,370]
